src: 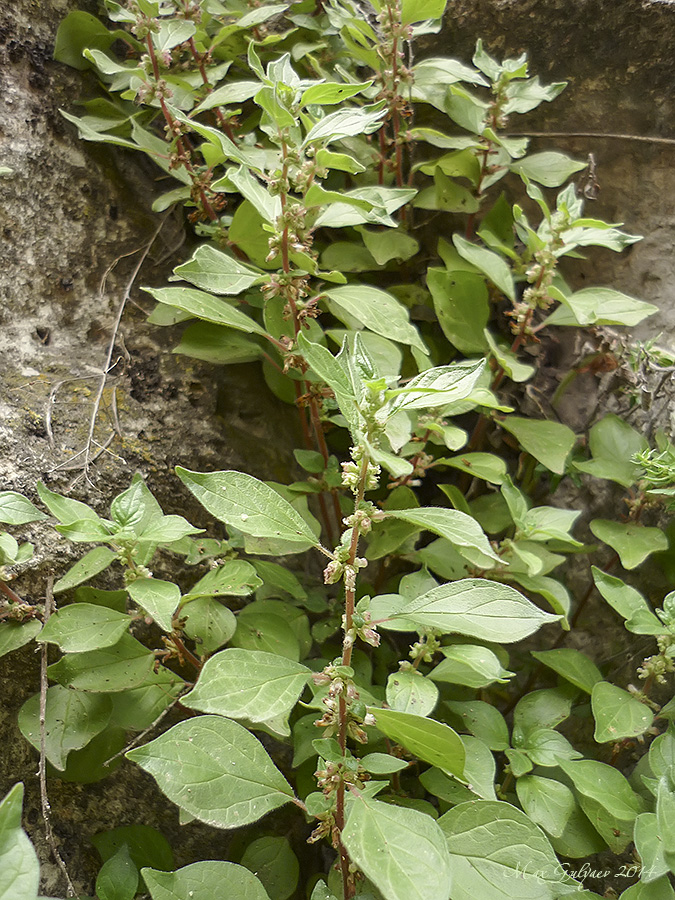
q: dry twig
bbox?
[39,575,78,899]
[103,686,190,767]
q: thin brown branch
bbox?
[0,579,24,604]
[103,686,190,767]
[510,130,675,146]
[39,575,78,898]
[78,216,169,482]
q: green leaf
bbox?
[240,837,298,900]
[484,329,536,383]
[499,416,576,474]
[513,688,573,740]
[37,481,98,525]
[381,579,560,642]
[520,728,581,768]
[439,800,579,900]
[591,568,663,634]
[360,229,419,266]
[361,753,409,775]
[511,152,586,187]
[369,707,465,778]
[176,469,320,550]
[589,520,668,569]
[48,633,155,692]
[92,823,174,875]
[591,682,653,742]
[386,360,486,415]
[301,81,372,107]
[38,603,131,652]
[515,775,576,839]
[54,10,121,69]
[96,844,139,900]
[410,127,482,149]
[223,166,282,225]
[385,507,499,565]
[401,0,447,23]
[110,479,152,529]
[183,560,261,601]
[138,516,203,544]
[385,669,439,716]
[548,805,606,861]
[128,579,180,633]
[182,598,237,655]
[143,861,271,900]
[415,169,480,213]
[445,700,510,750]
[343,796,452,900]
[183,649,310,725]
[656,776,675,869]
[0,620,42,658]
[53,547,118,594]
[530,649,602,694]
[440,453,507,485]
[55,517,114,542]
[325,285,425,352]
[427,269,489,354]
[231,613,300,664]
[144,286,266,334]
[126,716,294,829]
[635,813,669,885]
[252,561,306,600]
[575,414,647,487]
[296,334,357,422]
[18,684,112,770]
[171,246,263,295]
[303,103,386,146]
[315,148,366,175]
[0,491,47,525]
[421,737,497,804]
[547,287,658,328]
[559,758,644,851]
[430,644,514,688]
[174,323,261,365]
[452,234,515,301]
[315,187,416,228]
[0,784,39,900]
[519,506,582,547]
[109,667,184,732]
[503,77,566,115]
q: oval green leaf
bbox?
[175,469,319,549]
[591,682,653,742]
[383,579,560,643]
[183,649,311,724]
[343,795,452,900]
[126,716,294,829]
[369,707,465,778]
[143,861,271,900]
[38,603,132,653]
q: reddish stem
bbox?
[146,35,218,221]
[0,580,24,604]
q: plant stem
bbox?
[0,579,24,604]
[186,37,239,143]
[145,35,218,222]
[334,456,371,900]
